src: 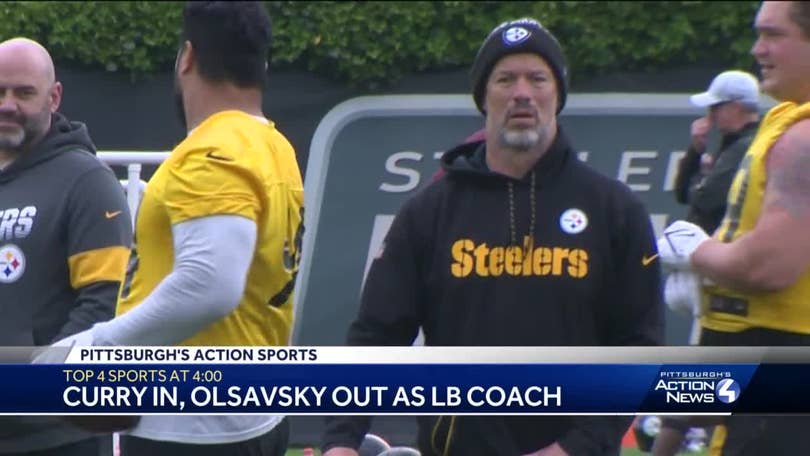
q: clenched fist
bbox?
[690,116,712,152]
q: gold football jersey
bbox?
[117,110,304,346]
[703,102,810,333]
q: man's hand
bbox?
[690,117,711,152]
[31,327,95,364]
[38,328,141,432]
[53,327,95,348]
[656,221,710,271]
[323,448,359,456]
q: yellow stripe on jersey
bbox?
[708,424,726,456]
[68,246,130,289]
[703,102,810,334]
[116,110,304,347]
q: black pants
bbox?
[119,418,288,456]
[3,437,109,456]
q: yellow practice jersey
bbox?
[703,102,810,333]
[117,110,304,346]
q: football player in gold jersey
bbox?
[655,2,810,455]
[50,2,303,455]
[660,0,810,356]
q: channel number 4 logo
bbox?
[715,378,740,404]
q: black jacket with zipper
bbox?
[322,127,663,455]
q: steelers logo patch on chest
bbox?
[559,208,588,234]
[0,244,25,283]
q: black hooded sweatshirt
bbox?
[322,127,663,455]
[0,113,132,452]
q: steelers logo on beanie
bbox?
[470,18,569,115]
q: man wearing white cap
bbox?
[674,70,761,235]
[667,71,761,344]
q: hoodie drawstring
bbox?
[507,170,536,250]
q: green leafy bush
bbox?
[0,1,760,87]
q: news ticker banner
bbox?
[0,346,808,415]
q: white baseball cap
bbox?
[689,70,760,107]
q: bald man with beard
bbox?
[0,38,132,455]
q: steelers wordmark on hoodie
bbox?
[450,235,589,278]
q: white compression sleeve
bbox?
[92,215,256,346]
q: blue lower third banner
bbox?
[0,362,803,414]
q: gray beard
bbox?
[499,128,541,152]
[0,129,25,150]
[0,111,48,154]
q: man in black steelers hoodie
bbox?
[0,38,132,455]
[322,18,663,456]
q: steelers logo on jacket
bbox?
[0,244,26,283]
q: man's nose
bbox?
[0,94,18,112]
[511,76,535,101]
[750,37,765,59]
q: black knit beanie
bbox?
[470,18,569,114]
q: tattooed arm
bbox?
[692,119,810,292]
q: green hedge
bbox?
[0,1,760,87]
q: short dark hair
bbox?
[789,1,810,40]
[181,1,271,88]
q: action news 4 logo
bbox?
[715,378,741,404]
[654,371,740,404]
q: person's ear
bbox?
[49,81,63,113]
[176,41,194,76]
